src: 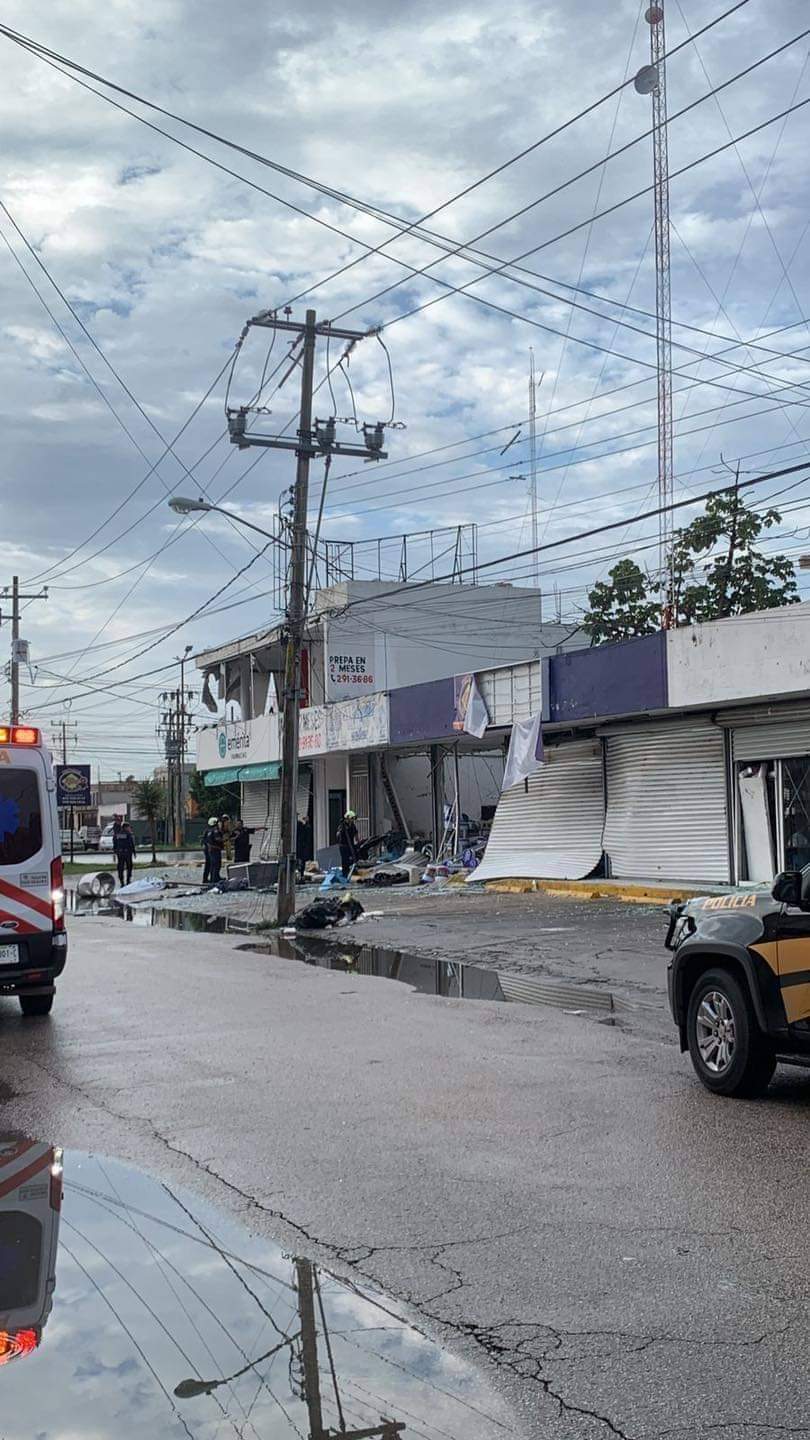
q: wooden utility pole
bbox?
[1,576,48,724]
[295,1258,326,1440]
[227,310,387,925]
[294,1257,405,1440]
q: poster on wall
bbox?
[324,619,384,700]
[326,693,390,750]
[452,673,489,738]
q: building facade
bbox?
[194,580,579,860]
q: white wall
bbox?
[319,581,580,699]
[667,602,810,708]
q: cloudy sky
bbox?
[0,0,808,773]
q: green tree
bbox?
[133,778,166,863]
[188,769,240,822]
[581,559,662,645]
[670,489,798,623]
[582,490,798,644]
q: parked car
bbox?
[666,868,810,1097]
[77,825,101,851]
[99,824,116,853]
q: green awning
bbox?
[239,761,282,782]
[204,761,282,786]
[204,765,243,786]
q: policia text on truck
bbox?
[666,866,810,1096]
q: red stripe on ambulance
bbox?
[0,878,52,920]
[0,1151,52,1203]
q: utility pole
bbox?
[635,2,674,623]
[1,577,48,724]
[294,1257,404,1440]
[158,648,195,850]
[227,309,388,925]
[175,646,193,847]
[295,1258,325,1440]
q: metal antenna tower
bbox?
[636,3,674,622]
[528,347,541,617]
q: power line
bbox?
[349,95,810,348]
[0,2,753,311]
[332,457,810,614]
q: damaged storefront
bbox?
[722,705,810,884]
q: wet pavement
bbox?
[66,889,660,1027]
[4,916,810,1436]
[0,1138,509,1438]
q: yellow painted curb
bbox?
[483,878,705,904]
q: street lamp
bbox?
[174,1331,299,1399]
[168,495,277,545]
[168,495,212,515]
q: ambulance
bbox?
[0,726,67,1016]
[0,1137,63,1365]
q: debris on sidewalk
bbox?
[291,895,365,930]
[76,871,117,899]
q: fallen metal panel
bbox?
[471,739,604,882]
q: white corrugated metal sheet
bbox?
[241,774,310,860]
[603,721,729,881]
[731,717,810,761]
[477,660,541,726]
[472,739,604,882]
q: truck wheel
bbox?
[19,993,54,1017]
[687,967,775,1098]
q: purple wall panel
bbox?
[549,632,667,723]
[389,677,456,743]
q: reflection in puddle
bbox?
[67,892,507,1000]
[243,934,508,1004]
[0,1137,511,1438]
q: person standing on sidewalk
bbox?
[336,809,359,878]
[116,822,137,887]
[206,817,224,884]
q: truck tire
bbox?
[19,993,54,1017]
[686,967,775,1098]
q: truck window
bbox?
[0,770,42,866]
[0,1211,42,1310]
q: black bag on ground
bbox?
[293,896,364,930]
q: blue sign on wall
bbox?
[55,764,92,808]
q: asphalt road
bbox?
[4,914,810,1438]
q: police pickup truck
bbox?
[666,868,810,1096]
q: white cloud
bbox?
[0,0,807,766]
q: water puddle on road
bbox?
[66,893,609,1011]
[0,1136,511,1439]
[243,933,509,1003]
[66,892,508,998]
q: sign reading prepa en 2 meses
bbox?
[55,764,92,808]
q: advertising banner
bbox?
[196,712,280,772]
[298,694,390,756]
[324,618,383,701]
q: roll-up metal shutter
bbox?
[241,774,310,860]
[603,721,729,881]
[731,718,810,762]
[472,739,604,882]
[349,756,370,835]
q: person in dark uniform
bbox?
[335,809,359,878]
[233,820,254,864]
[116,822,136,887]
[206,817,224,884]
